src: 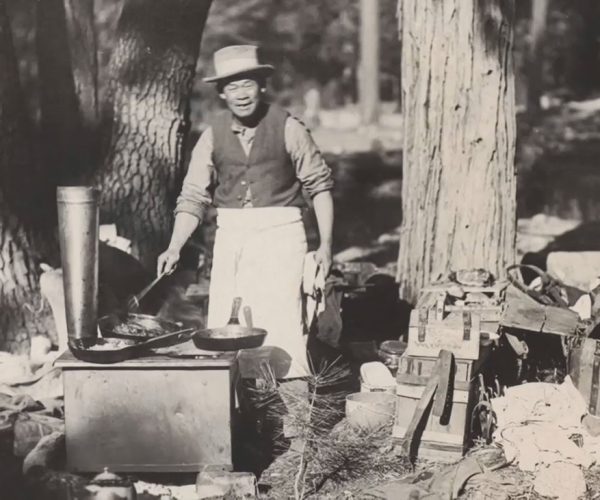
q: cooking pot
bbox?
[192,297,267,351]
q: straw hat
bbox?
[203,45,275,83]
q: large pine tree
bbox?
[93,0,212,268]
[0,0,213,351]
[396,0,517,303]
[0,0,49,352]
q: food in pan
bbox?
[86,338,137,351]
[98,314,178,339]
[205,331,237,338]
[112,319,165,338]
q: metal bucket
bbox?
[57,186,99,346]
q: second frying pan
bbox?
[192,297,267,351]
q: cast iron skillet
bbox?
[98,313,182,341]
[192,297,267,351]
[68,328,196,364]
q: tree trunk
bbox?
[94,0,212,269]
[396,0,517,304]
[94,0,125,108]
[63,0,99,129]
[359,0,380,124]
[527,0,548,114]
[62,0,101,182]
[36,0,85,185]
[572,0,600,97]
[0,0,46,352]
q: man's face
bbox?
[219,76,262,119]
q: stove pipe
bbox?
[57,186,99,346]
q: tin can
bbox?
[377,340,407,375]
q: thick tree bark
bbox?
[94,0,212,269]
[572,0,600,97]
[396,0,517,303]
[0,0,46,352]
[94,0,124,109]
[36,0,84,185]
[63,0,99,129]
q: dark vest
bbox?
[211,104,305,208]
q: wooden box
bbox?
[392,347,492,461]
[398,355,473,386]
[501,284,579,336]
[569,337,600,415]
[406,281,505,360]
[56,348,237,473]
[418,280,506,323]
[397,342,492,385]
[393,381,474,462]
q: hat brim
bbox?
[203,64,274,83]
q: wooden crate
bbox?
[406,281,505,360]
[393,349,493,461]
[398,343,493,385]
[570,337,600,415]
[420,281,506,321]
[393,381,474,462]
[398,356,473,386]
[501,284,579,336]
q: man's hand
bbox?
[157,248,180,276]
[158,212,202,276]
[315,244,332,277]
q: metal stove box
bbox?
[56,348,237,473]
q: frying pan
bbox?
[192,297,267,351]
[68,327,196,364]
[98,313,182,341]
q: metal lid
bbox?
[90,467,132,486]
[57,186,99,203]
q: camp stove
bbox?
[56,346,237,472]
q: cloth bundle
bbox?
[302,252,344,349]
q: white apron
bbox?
[207,207,309,378]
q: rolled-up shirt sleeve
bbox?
[285,117,334,198]
[175,127,215,220]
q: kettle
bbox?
[86,467,137,500]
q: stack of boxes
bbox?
[392,280,505,461]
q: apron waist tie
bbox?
[216,207,302,232]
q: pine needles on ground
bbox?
[247,357,410,499]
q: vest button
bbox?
[241,180,247,186]
[237,195,243,200]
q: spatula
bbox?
[127,272,166,312]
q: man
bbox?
[157,45,334,378]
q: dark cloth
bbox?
[312,274,344,349]
[211,103,305,208]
